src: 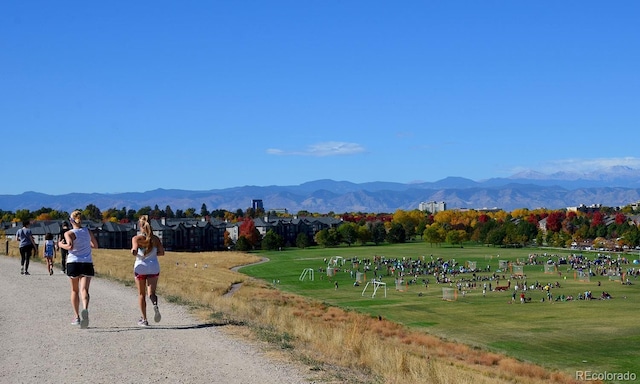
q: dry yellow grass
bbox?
[4,241,581,384]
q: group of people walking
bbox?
[15,212,164,328]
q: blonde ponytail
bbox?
[70,210,82,225]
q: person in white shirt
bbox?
[131,215,165,327]
[58,210,99,328]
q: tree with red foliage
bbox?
[545,211,565,232]
[526,213,539,225]
[591,212,604,227]
[478,214,490,224]
[239,218,261,249]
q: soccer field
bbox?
[240,242,640,378]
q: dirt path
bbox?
[0,255,314,384]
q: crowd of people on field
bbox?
[321,251,635,304]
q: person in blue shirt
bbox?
[43,233,56,276]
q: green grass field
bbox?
[240,242,640,379]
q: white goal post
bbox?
[361,281,387,298]
[299,268,314,281]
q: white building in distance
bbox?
[418,201,446,213]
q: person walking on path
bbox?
[59,221,70,274]
[131,215,164,327]
[58,210,99,328]
[43,233,56,276]
[16,220,37,275]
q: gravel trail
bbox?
[0,255,314,384]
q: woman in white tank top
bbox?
[58,210,99,328]
[131,215,165,327]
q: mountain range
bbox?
[2,166,640,214]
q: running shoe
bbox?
[138,318,149,327]
[23,271,30,275]
[71,317,81,326]
[80,309,89,329]
[20,267,24,275]
[153,305,161,323]
[49,269,53,276]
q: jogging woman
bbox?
[58,210,99,328]
[131,215,164,327]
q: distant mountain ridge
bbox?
[2,167,640,213]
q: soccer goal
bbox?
[442,287,457,301]
[299,268,314,281]
[512,265,524,276]
[544,264,557,274]
[395,279,406,291]
[361,281,387,298]
[326,267,335,277]
[574,270,590,282]
[608,272,621,281]
[355,271,366,284]
[467,261,477,271]
[328,256,345,267]
[498,260,509,270]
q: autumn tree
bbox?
[545,211,564,233]
[35,212,52,221]
[223,230,233,249]
[224,211,237,222]
[392,210,420,240]
[239,218,261,249]
[424,223,446,246]
[445,229,466,247]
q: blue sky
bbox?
[2,1,639,195]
